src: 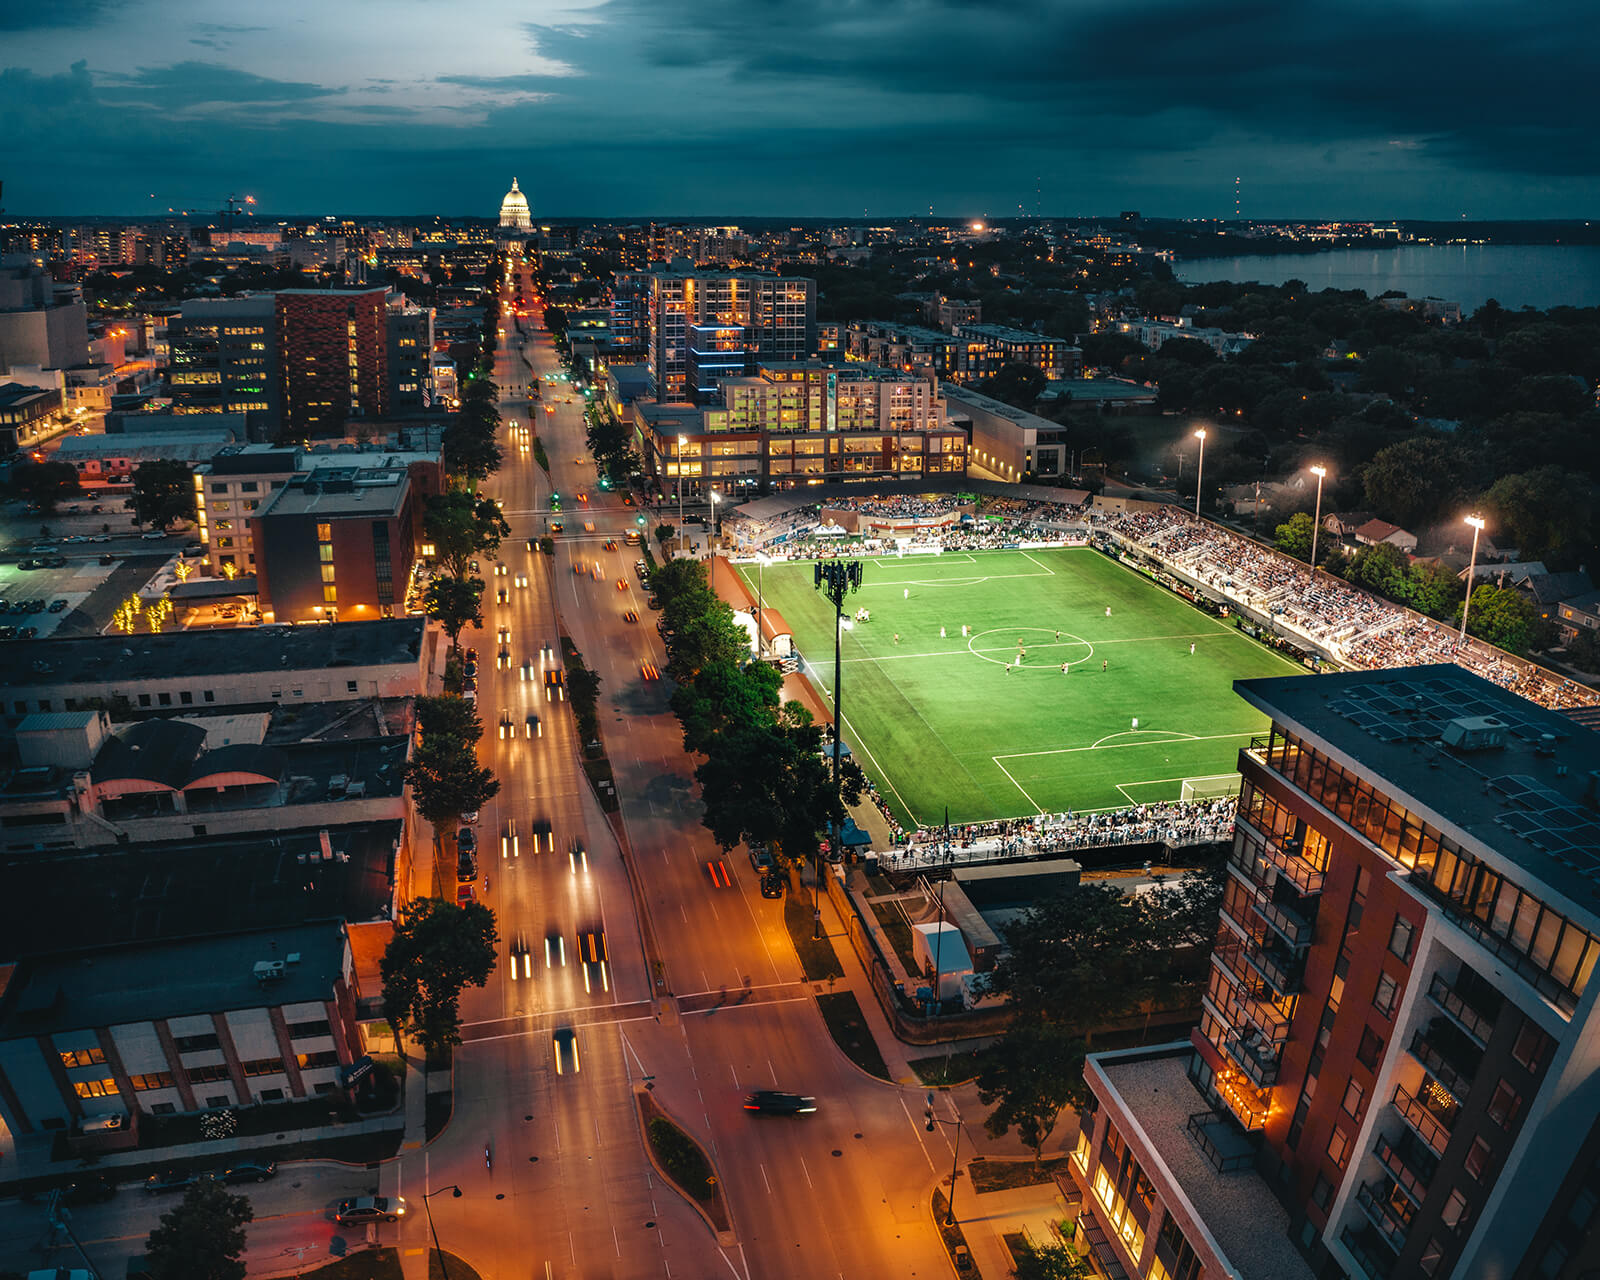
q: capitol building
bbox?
[498,177,532,231]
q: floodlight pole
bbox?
[813,559,862,939]
[1460,514,1486,645]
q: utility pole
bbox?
[813,559,863,938]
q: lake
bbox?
[1175,244,1600,314]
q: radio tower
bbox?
[1234,176,1241,224]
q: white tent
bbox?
[911,922,973,1001]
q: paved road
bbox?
[404,259,954,1279]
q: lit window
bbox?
[323,585,338,603]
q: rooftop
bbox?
[1090,1045,1315,1280]
[0,616,424,691]
[942,385,1060,434]
[0,821,400,958]
[957,323,1076,345]
[0,921,348,1041]
[1235,665,1600,913]
[259,468,410,518]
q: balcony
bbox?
[1223,1033,1280,1087]
[1185,1110,1256,1173]
[1374,1130,1439,1207]
[1241,937,1302,997]
[1392,1083,1455,1158]
[1355,1179,1414,1254]
[1425,972,1498,1048]
[1240,821,1326,896]
[1211,1063,1269,1132]
[1341,1225,1399,1280]
[1408,1020,1481,1104]
[1208,958,1291,1045]
[1254,893,1315,951]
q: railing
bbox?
[1341,1225,1398,1280]
[1426,973,1496,1047]
[1207,960,1291,1043]
[1212,1066,1268,1132]
[1185,1111,1256,1173]
[1242,938,1302,996]
[1254,894,1314,949]
[1355,1181,1413,1253]
[1392,1084,1453,1157]
[1223,1035,1280,1087]
[1374,1132,1436,1207]
[1237,816,1326,895]
[1408,1027,1477,1104]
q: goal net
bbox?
[1180,774,1242,802]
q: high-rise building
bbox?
[386,296,434,414]
[166,296,280,429]
[1069,665,1600,1280]
[0,263,89,375]
[645,270,816,402]
[498,178,532,232]
[275,288,390,438]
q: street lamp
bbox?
[708,491,723,592]
[1308,465,1327,577]
[754,552,769,657]
[925,1093,965,1226]
[1192,428,1207,519]
[1459,514,1486,645]
[676,434,688,539]
[422,1185,463,1280]
[813,560,863,939]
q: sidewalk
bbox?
[955,1182,1079,1280]
[391,1047,431,1280]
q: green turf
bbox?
[738,547,1301,827]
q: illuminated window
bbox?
[73,1078,118,1099]
[321,565,336,583]
[319,545,334,563]
[316,523,332,541]
[59,1047,106,1068]
[323,585,338,604]
[129,1072,174,1091]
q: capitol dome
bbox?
[499,177,532,231]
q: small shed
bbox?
[911,922,972,1001]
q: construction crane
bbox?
[154,193,257,232]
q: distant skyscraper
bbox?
[644,269,815,402]
[499,178,532,231]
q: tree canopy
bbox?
[12,460,81,513]
[404,737,499,827]
[423,492,510,580]
[381,897,498,1055]
[144,1180,253,1280]
[423,576,484,652]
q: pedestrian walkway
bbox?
[955,1181,1080,1280]
[391,1046,431,1280]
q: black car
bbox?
[457,826,477,855]
[744,1090,816,1114]
[220,1161,277,1184]
[759,872,784,899]
[98,553,116,565]
[60,1175,117,1204]
[43,556,66,568]
[457,852,478,883]
[145,1169,212,1194]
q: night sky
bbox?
[5,0,1599,219]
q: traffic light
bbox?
[925,1092,936,1132]
[636,515,646,526]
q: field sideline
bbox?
[736,547,1302,827]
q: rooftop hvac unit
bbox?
[253,960,286,982]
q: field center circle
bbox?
[967,627,1094,669]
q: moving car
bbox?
[744,1090,816,1115]
[140,530,168,540]
[335,1196,406,1225]
[749,844,776,873]
[552,1028,580,1075]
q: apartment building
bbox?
[0,921,360,1133]
[276,288,389,437]
[1070,665,1600,1280]
[635,359,964,494]
[845,321,962,379]
[644,270,815,402]
[953,323,1083,381]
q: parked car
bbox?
[60,1175,118,1204]
[98,553,116,565]
[220,1161,277,1184]
[749,844,776,873]
[48,599,67,613]
[759,872,784,899]
[139,531,168,540]
[335,1195,406,1225]
[457,827,477,855]
[145,1169,211,1194]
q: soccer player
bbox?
[1102,659,1108,673]
[1105,606,1111,617]
[1189,642,1196,655]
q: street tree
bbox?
[671,658,783,755]
[423,575,484,652]
[144,1180,253,1280]
[424,492,510,579]
[127,459,196,530]
[442,420,504,482]
[404,738,500,827]
[415,694,484,746]
[12,460,81,513]
[975,1018,1089,1164]
[381,896,498,1056]
[1461,583,1543,655]
[1273,511,1316,562]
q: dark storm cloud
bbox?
[0,0,126,30]
[532,0,1600,178]
[100,61,344,109]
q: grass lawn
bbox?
[783,892,845,980]
[740,547,1299,826]
[816,991,891,1080]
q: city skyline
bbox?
[4,0,1599,219]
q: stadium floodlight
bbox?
[1309,465,1328,577]
[1193,428,1208,519]
[1459,514,1487,645]
[813,559,864,939]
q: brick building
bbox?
[1069,666,1600,1280]
[276,288,389,438]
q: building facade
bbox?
[0,923,360,1132]
[165,296,281,433]
[644,270,816,402]
[1071,666,1600,1280]
[276,289,390,438]
[953,323,1083,381]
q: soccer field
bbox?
[737,547,1302,828]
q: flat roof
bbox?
[1235,665,1600,913]
[942,386,1059,435]
[260,470,409,518]
[0,822,400,959]
[1091,1046,1315,1280]
[0,921,347,1040]
[0,617,424,691]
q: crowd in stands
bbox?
[1102,506,1598,710]
[873,797,1237,870]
